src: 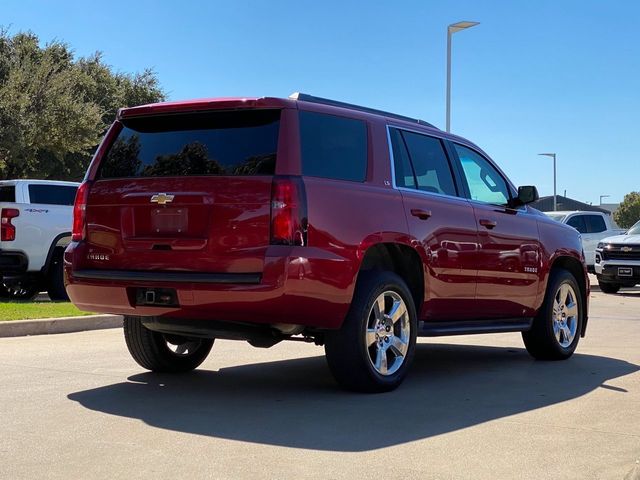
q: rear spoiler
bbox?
[117,97,293,120]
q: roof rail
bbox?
[289,92,437,129]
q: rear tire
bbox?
[522,269,584,360]
[324,271,417,393]
[46,249,69,301]
[123,316,214,372]
[598,281,620,294]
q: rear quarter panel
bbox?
[302,180,410,308]
[300,118,411,310]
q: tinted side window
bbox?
[566,215,587,234]
[0,186,15,202]
[28,185,78,206]
[585,215,606,233]
[299,111,367,182]
[389,128,416,189]
[455,144,510,206]
[401,131,456,196]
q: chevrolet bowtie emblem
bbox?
[150,193,175,205]
[622,246,633,253]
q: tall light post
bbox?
[538,153,557,211]
[599,194,610,205]
[446,21,479,133]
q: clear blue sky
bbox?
[5,0,640,204]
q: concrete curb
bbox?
[0,314,123,338]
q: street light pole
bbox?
[599,195,610,205]
[446,21,479,133]
[538,153,557,211]
[446,30,451,132]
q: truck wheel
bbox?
[522,269,584,360]
[124,316,214,372]
[46,249,69,301]
[324,271,417,393]
[0,280,39,300]
[598,281,620,294]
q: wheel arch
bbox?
[356,242,424,317]
[548,255,589,337]
[40,232,71,275]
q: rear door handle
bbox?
[411,209,432,220]
[479,219,497,229]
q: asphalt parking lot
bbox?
[1,286,639,480]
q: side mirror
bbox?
[512,185,539,207]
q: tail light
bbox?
[270,177,307,246]
[72,181,92,242]
[1,208,19,241]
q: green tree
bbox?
[0,29,165,180]
[614,192,640,229]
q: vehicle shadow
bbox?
[68,343,638,452]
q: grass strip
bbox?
[0,301,94,321]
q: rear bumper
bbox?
[64,243,356,330]
[0,249,28,278]
[72,269,262,284]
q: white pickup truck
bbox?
[0,179,79,299]
[594,219,640,293]
[545,211,626,270]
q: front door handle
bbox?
[479,219,497,229]
[411,209,432,220]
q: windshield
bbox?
[628,221,640,235]
[545,213,567,222]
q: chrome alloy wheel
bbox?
[552,283,579,348]
[365,291,411,376]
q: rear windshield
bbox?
[28,185,78,206]
[0,185,15,202]
[98,110,280,179]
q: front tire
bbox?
[124,316,214,372]
[324,271,417,393]
[522,269,584,360]
[598,281,620,294]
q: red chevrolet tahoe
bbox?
[65,93,589,392]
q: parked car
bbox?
[0,179,79,300]
[545,211,625,271]
[594,219,640,293]
[65,93,589,392]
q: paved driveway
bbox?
[1,289,639,479]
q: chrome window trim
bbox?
[451,142,527,212]
[386,123,528,213]
[385,124,466,203]
[396,185,472,204]
[466,196,528,213]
